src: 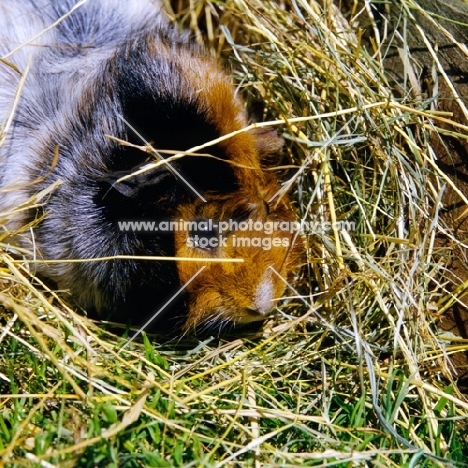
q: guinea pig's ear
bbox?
[103,165,171,198]
[249,127,284,163]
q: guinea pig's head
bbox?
[173,182,302,334]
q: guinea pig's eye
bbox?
[188,221,219,251]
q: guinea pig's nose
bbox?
[253,276,276,316]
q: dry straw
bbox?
[1,0,467,466]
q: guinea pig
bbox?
[0,0,301,334]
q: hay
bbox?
[1,0,468,466]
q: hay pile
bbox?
[1,0,467,466]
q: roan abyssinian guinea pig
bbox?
[0,0,302,334]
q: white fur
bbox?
[254,273,275,316]
[0,0,164,217]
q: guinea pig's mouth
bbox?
[238,307,273,323]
